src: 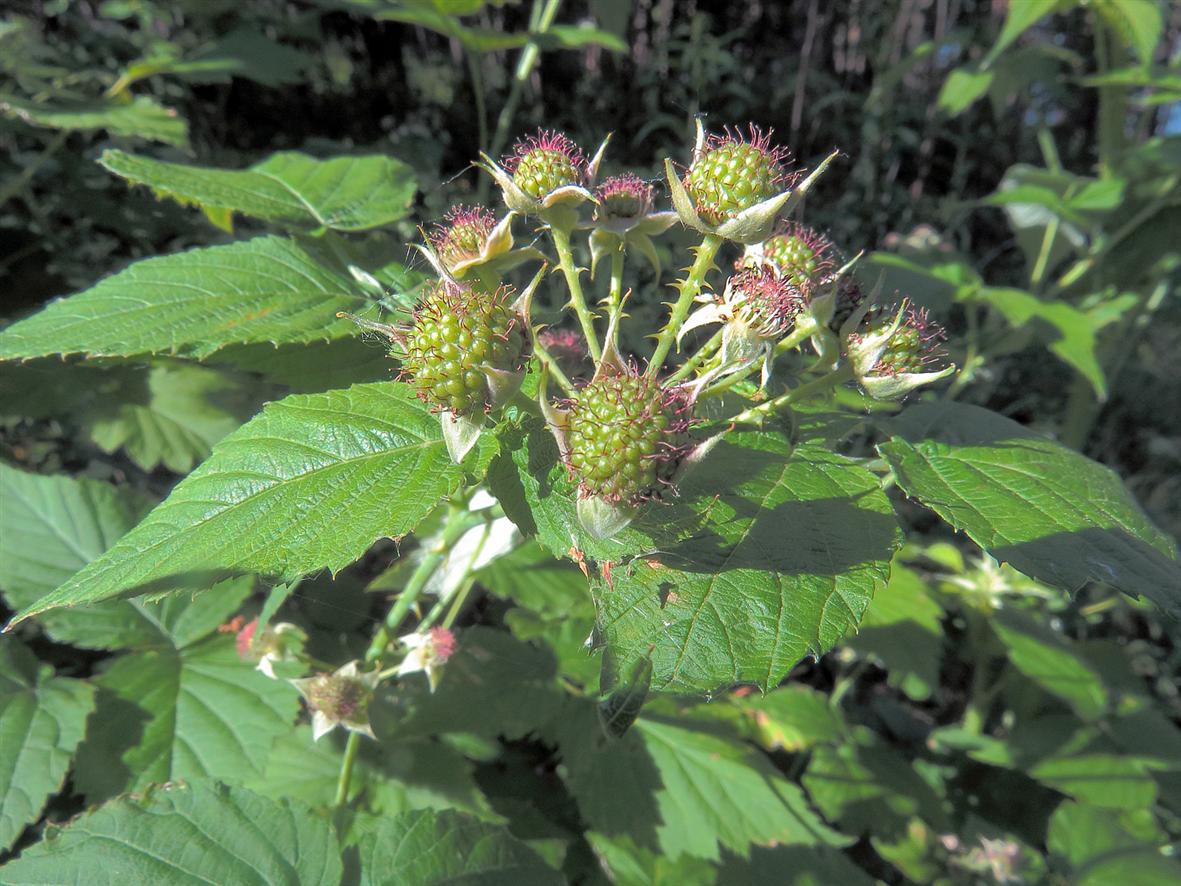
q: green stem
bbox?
[1092,14,1127,178]
[730,364,854,425]
[1029,214,1060,289]
[666,329,723,384]
[488,0,562,161]
[466,52,489,156]
[550,224,602,362]
[333,732,361,809]
[606,246,625,335]
[648,234,723,376]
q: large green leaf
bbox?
[878,402,1181,613]
[354,809,562,886]
[0,782,343,885]
[966,287,1106,398]
[6,383,490,627]
[0,94,188,146]
[591,432,900,693]
[101,150,416,232]
[0,236,381,361]
[0,638,96,852]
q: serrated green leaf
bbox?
[0,638,96,852]
[586,832,716,886]
[8,383,490,626]
[354,809,562,886]
[718,845,875,886]
[594,433,900,694]
[967,287,1107,398]
[102,150,416,232]
[735,685,848,752]
[637,719,847,861]
[0,781,342,885]
[0,94,188,146]
[74,628,297,801]
[0,236,383,362]
[115,29,315,92]
[878,402,1181,612]
[87,363,255,472]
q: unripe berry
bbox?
[565,370,692,504]
[724,266,805,339]
[851,303,948,376]
[429,205,497,270]
[505,130,587,200]
[402,282,526,415]
[758,222,835,290]
[685,127,791,225]
[595,173,654,222]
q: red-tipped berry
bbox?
[401,282,527,415]
[429,205,498,270]
[685,126,791,225]
[724,266,805,340]
[565,369,693,504]
[505,129,587,200]
[595,173,654,222]
[755,222,836,290]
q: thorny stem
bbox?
[550,224,603,362]
[648,233,723,376]
[730,364,854,425]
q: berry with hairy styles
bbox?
[759,222,835,289]
[505,130,587,200]
[402,282,526,415]
[429,205,497,269]
[595,173,654,221]
[565,370,692,504]
[725,266,805,339]
[862,304,948,376]
[685,126,791,225]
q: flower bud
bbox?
[507,129,587,199]
[396,627,458,692]
[291,661,379,740]
[429,205,497,269]
[594,173,654,223]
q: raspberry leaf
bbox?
[6,383,493,628]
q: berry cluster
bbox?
[855,303,948,375]
[565,370,691,504]
[595,173,654,221]
[725,266,804,339]
[401,283,526,415]
[685,126,792,224]
[758,222,835,290]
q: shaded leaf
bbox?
[0,94,187,147]
[879,402,1181,612]
[0,782,342,885]
[355,809,561,886]
[0,639,96,852]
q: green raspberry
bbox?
[761,223,834,289]
[856,304,948,375]
[565,371,691,504]
[402,283,526,415]
[685,126,789,225]
[507,130,586,200]
[430,205,496,269]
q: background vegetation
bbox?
[1,1,1179,883]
